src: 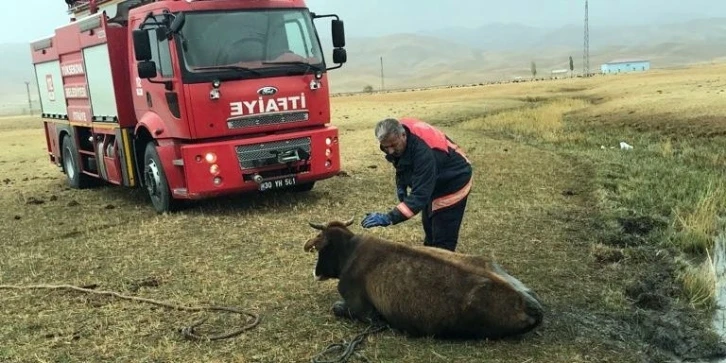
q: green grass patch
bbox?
[453,93,726,313]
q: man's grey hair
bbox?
[375,118,405,142]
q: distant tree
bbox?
[569,56,574,78]
[363,85,374,93]
[531,61,537,80]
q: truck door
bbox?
[131,13,190,139]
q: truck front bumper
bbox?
[163,126,340,199]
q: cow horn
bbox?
[343,217,354,226]
[308,222,326,230]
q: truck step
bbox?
[172,188,188,197]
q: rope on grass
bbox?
[311,323,389,363]
[0,283,260,341]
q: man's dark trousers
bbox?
[421,196,469,252]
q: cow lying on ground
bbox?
[303,218,544,340]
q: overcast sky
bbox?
[3,0,724,43]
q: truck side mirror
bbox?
[169,12,186,34]
[331,19,345,48]
[333,48,347,64]
[137,60,157,79]
[132,29,152,61]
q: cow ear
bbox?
[303,234,328,252]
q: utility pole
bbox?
[583,0,590,77]
[380,56,385,91]
[25,81,33,116]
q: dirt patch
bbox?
[565,160,725,362]
[519,96,549,103]
[592,212,726,360]
[591,244,625,264]
[558,86,588,93]
[598,212,669,247]
[621,245,726,361]
[617,214,668,236]
[561,189,577,196]
[25,197,44,205]
[127,276,162,292]
[624,256,678,311]
[581,110,726,138]
[563,242,726,362]
[634,308,726,362]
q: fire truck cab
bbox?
[30,0,347,212]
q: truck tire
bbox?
[142,141,176,213]
[61,135,92,189]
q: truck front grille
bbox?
[227,111,309,129]
[235,137,311,169]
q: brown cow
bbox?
[304,219,544,340]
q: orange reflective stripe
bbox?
[432,178,472,212]
[396,202,415,218]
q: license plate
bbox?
[259,176,297,191]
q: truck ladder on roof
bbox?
[66,0,135,19]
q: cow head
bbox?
[304,218,355,281]
[479,263,544,337]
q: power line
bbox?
[25,81,33,116]
[583,0,590,77]
[380,56,385,91]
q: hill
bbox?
[325,17,726,92]
[0,43,37,114]
[2,17,726,104]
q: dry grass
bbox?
[460,98,590,141]
[672,182,726,254]
[574,66,726,137]
[2,63,726,362]
[679,252,718,311]
[0,112,618,362]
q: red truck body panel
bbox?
[30,0,346,211]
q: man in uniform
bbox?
[360,117,473,252]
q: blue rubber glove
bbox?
[396,186,407,202]
[361,212,392,228]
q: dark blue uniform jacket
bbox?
[384,125,472,225]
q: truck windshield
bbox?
[178,9,324,78]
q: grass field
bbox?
[2,64,726,362]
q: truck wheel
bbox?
[61,135,91,189]
[143,141,175,213]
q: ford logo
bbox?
[257,86,278,96]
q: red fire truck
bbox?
[30,0,347,213]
